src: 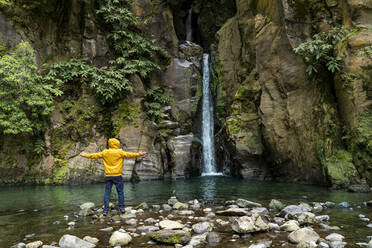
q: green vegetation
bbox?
[325,150,358,186]
[294,27,350,75]
[357,45,372,58]
[0,42,62,135]
[143,86,171,123]
[112,101,141,135]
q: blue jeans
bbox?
[103,176,125,213]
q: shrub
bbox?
[143,86,171,123]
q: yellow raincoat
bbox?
[83,138,141,177]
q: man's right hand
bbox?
[80,152,86,157]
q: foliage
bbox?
[357,46,372,58]
[294,27,349,75]
[143,86,171,123]
[0,42,62,135]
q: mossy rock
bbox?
[149,230,191,245]
[326,150,359,187]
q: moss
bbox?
[52,164,70,184]
[192,84,202,112]
[164,235,182,244]
[325,150,358,186]
[226,117,244,135]
[111,101,141,136]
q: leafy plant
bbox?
[143,86,171,123]
[0,42,62,135]
[357,46,372,58]
[294,27,349,75]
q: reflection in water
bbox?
[201,176,216,202]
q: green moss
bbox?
[226,117,243,135]
[325,150,358,186]
[164,235,182,244]
[52,164,70,184]
[192,84,202,112]
[112,101,141,136]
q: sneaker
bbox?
[103,212,108,216]
[120,209,125,215]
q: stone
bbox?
[294,212,316,225]
[99,227,113,232]
[192,222,213,234]
[348,184,371,193]
[326,0,338,7]
[26,241,43,248]
[173,202,189,210]
[268,223,280,231]
[189,233,207,246]
[162,204,172,211]
[250,207,269,216]
[145,218,157,224]
[179,210,195,215]
[232,215,269,233]
[83,236,99,245]
[12,243,26,248]
[59,234,96,248]
[274,217,285,225]
[368,239,372,248]
[79,208,93,216]
[137,225,160,234]
[125,218,137,226]
[207,232,221,243]
[80,202,95,210]
[288,227,320,244]
[329,241,346,248]
[325,202,336,208]
[135,202,149,210]
[280,220,300,232]
[236,199,262,208]
[109,230,132,246]
[319,242,330,248]
[249,242,270,248]
[149,229,191,245]
[325,233,345,242]
[280,205,310,217]
[269,199,285,211]
[312,202,323,213]
[152,205,161,210]
[338,202,350,208]
[159,220,184,230]
[216,208,249,216]
[297,241,317,248]
[315,215,330,222]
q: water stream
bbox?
[185,7,193,42]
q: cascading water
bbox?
[185,7,193,41]
[201,54,221,176]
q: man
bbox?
[80,138,147,216]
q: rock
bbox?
[236,199,262,208]
[368,239,372,248]
[99,227,113,232]
[79,208,93,216]
[216,208,249,216]
[189,233,207,246]
[274,217,285,225]
[338,202,350,208]
[288,227,320,244]
[192,222,213,234]
[280,205,310,217]
[329,241,346,248]
[135,202,149,210]
[162,204,172,211]
[80,202,95,210]
[83,236,99,245]
[207,232,221,243]
[326,0,338,7]
[312,202,323,213]
[268,223,280,231]
[145,218,157,224]
[109,230,132,246]
[325,202,336,208]
[67,221,75,226]
[348,184,371,193]
[319,242,330,248]
[315,215,330,222]
[41,246,58,248]
[120,213,136,219]
[179,210,195,215]
[269,199,285,211]
[12,243,26,248]
[149,229,191,245]
[294,212,316,225]
[26,241,43,248]
[326,233,345,242]
[137,225,160,234]
[173,202,188,210]
[249,242,271,248]
[59,234,96,248]
[159,220,184,230]
[125,218,137,226]
[297,241,317,248]
[250,207,269,216]
[280,220,300,232]
[232,215,269,233]
[152,205,161,210]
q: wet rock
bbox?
[326,233,345,242]
[152,205,161,210]
[280,220,300,232]
[173,202,188,210]
[216,219,229,226]
[125,218,137,226]
[318,242,330,248]
[25,241,43,248]
[149,229,191,245]
[120,213,136,219]
[25,234,36,239]
[179,210,195,215]
[297,241,317,248]
[348,184,370,193]
[145,218,157,224]
[361,217,370,222]
[274,217,285,225]
[59,234,96,248]
[109,230,132,246]
[280,205,310,217]
[216,208,249,216]
[192,222,213,234]
[12,243,26,248]
[189,233,207,246]
[288,227,320,244]
[338,202,350,208]
[159,220,184,230]
[236,199,262,208]
[315,215,330,222]
[325,202,336,208]
[269,199,285,211]
[83,236,99,245]
[329,241,346,248]
[135,202,149,210]
[80,202,95,210]
[249,241,271,248]
[232,215,269,233]
[294,212,316,225]
[367,224,372,228]
[312,202,323,213]
[99,227,113,232]
[250,207,269,216]
[203,208,212,213]
[67,221,75,227]
[79,207,94,216]
[41,246,58,248]
[162,204,172,211]
[368,239,372,247]
[137,225,160,234]
[268,223,280,231]
[207,232,221,243]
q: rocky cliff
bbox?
[0,0,370,189]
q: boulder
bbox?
[173,202,189,210]
[232,215,269,233]
[83,236,99,245]
[192,222,213,234]
[189,233,207,246]
[162,204,172,211]
[149,229,191,245]
[25,241,43,248]
[280,205,310,217]
[294,212,316,225]
[216,208,249,216]
[280,220,300,232]
[109,230,132,246]
[80,202,95,210]
[59,234,96,248]
[250,207,269,216]
[236,199,262,208]
[325,233,344,242]
[135,202,149,210]
[207,232,221,243]
[315,215,330,222]
[168,196,179,206]
[159,220,184,230]
[269,199,285,211]
[288,227,320,244]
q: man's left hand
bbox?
[139,151,147,156]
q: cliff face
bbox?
[0,0,370,188]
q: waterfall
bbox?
[201,54,221,176]
[185,7,193,42]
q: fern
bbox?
[143,86,171,123]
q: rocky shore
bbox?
[11,197,372,248]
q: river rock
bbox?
[329,241,346,248]
[232,215,269,233]
[280,220,300,232]
[41,246,58,248]
[145,218,157,224]
[207,232,221,243]
[319,242,330,248]
[159,220,184,229]
[179,210,195,215]
[80,202,95,210]
[173,202,188,210]
[294,212,316,225]
[149,229,191,244]
[138,225,160,234]
[315,215,330,222]
[26,241,43,248]
[280,205,310,217]
[269,199,285,211]
[168,196,179,206]
[83,236,99,245]
[249,241,272,248]
[79,208,93,216]
[59,234,96,248]
[368,239,372,248]
[192,222,213,234]
[99,227,113,232]
[250,207,269,216]
[12,243,26,248]
[125,218,137,226]
[312,202,323,213]
[189,233,207,246]
[152,205,161,210]
[297,241,317,248]
[288,227,320,244]
[216,208,249,216]
[325,233,344,242]
[325,202,336,208]
[109,230,132,246]
[236,199,262,208]
[338,202,350,208]
[162,204,172,211]
[135,202,149,210]
[268,223,280,231]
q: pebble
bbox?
[99,227,113,232]
[67,221,75,226]
[367,224,372,228]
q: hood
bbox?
[108,138,120,149]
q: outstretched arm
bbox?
[122,151,147,158]
[80,152,104,159]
